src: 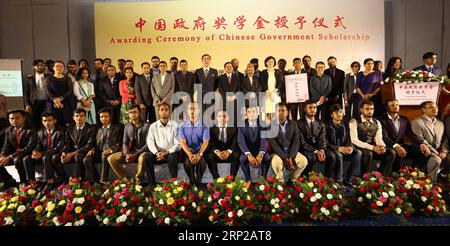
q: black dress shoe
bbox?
[0,179,18,192]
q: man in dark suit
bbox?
[194,54,218,105]
[238,105,270,188]
[24,59,49,128]
[269,103,308,183]
[379,99,424,172]
[99,65,121,124]
[175,59,195,104]
[241,63,261,101]
[85,108,124,184]
[301,55,316,79]
[107,105,149,182]
[231,58,244,80]
[91,58,107,111]
[217,62,240,124]
[24,112,65,191]
[59,108,96,181]
[206,110,240,179]
[0,110,35,189]
[324,56,345,104]
[413,51,443,76]
[135,62,156,123]
[298,100,336,177]
[326,104,361,185]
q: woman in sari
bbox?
[119,67,136,124]
[74,67,96,124]
[354,58,383,117]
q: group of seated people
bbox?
[1,96,449,192]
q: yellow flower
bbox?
[173,189,179,195]
[217,177,225,183]
[438,187,442,193]
[46,211,52,217]
[196,206,201,213]
[176,186,183,192]
[167,197,175,205]
[242,188,248,193]
[0,204,6,212]
[227,183,234,189]
[165,193,172,198]
[135,185,142,192]
[235,196,240,201]
[425,179,431,184]
[208,215,214,222]
[10,196,18,203]
[27,189,36,195]
[411,172,417,177]
[75,189,84,195]
[198,190,203,199]
[114,186,120,191]
[34,205,43,213]
[47,203,56,212]
[75,206,82,214]
[58,200,66,206]
[214,208,219,214]
[307,182,314,188]
[7,203,16,210]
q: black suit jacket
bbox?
[122,122,149,155]
[34,127,64,156]
[260,69,285,102]
[99,76,121,106]
[175,71,195,97]
[241,75,261,95]
[135,74,153,107]
[297,118,327,152]
[209,126,238,153]
[217,74,240,99]
[325,121,352,150]
[195,67,218,97]
[95,123,124,153]
[379,113,420,148]
[1,126,36,159]
[62,124,96,154]
[269,120,300,159]
[324,68,345,101]
[24,73,49,106]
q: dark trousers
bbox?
[83,152,113,183]
[239,152,270,181]
[0,166,14,183]
[205,151,240,179]
[0,156,27,183]
[330,149,362,184]
[54,152,88,181]
[141,106,156,124]
[358,147,395,176]
[30,100,46,129]
[183,156,207,186]
[143,152,178,185]
[23,153,66,182]
[392,144,427,172]
[303,150,336,178]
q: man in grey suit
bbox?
[135,62,156,123]
[413,52,443,76]
[151,61,175,119]
[411,101,449,181]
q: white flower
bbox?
[122,202,127,207]
[315,193,322,200]
[299,193,304,199]
[65,222,73,226]
[207,197,212,202]
[103,218,109,225]
[164,217,171,225]
[72,198,78,204]
[138,206,144,213]
[333,205,339,211]
[290,209,295,214]
[259,185,265,191]
[173,181,179,186]
[313,188,318,193]
[326,194,333,200]
[272,209,276,213]
[320,207,330,216]
[277,185,283,191]
[421,196,427,202]
[4,217,13,225]
[376,201,383,207]
[275,198,280,203]
[180,206,185,212]
[53,217,61,226]
[117,214,127,223]
[427,205,433,211]
[366,193,372,199]
[126,210,131,216]
[152,211,156,218]
[270,199,276,205]
[228,211,233,218]
[237,210,243,217]
[338,194,342,199]
[120,184,126,188]
[388,191,395,197]
[77,197,85,204]
[192,202,197,208]
[357,197,363,202]
[395,208,402,214]
[295,208,299,213]
[74,219,85,226]
[382,192,389,198]
[274,203,280,209]
[17,205,26,213]
[413,184,420,189]
[310,197,317,202]
[406,180,414,186]
[159,199,164,205]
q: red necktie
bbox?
[16,129,21,152]
[47,131,52,150]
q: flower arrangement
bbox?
[203,176,255,226]
[100,178,149,226]
[386,70,443,83]
[291,173,346,221]
[0,184,46,226]
[150,178,202,225]
[41,178,103,226]
[393,167,446,216]
[354,171,414,216]
[253,176,295,223]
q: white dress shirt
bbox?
[147,120,180,154]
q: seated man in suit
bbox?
[0,110,36,189]
[205,109,240,179]
[151,61,175,119]
[99,65,121,124]
[143,102,180,187]
[326,104,361,185]
[85,108,124,184]
[135,62,155,123]
[269,103,308,183]
[349,100,395,176]
[412,101,450,181]
[24,112,65,191]
[297,100,335,177]
[108,105,149,182]
[178,102,209,186]
[379,99,424,172]
[238,105,270,188]
[59,108,96,181]
[413,51,442,76]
